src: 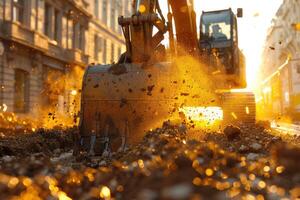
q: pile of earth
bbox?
[0,123,299,199]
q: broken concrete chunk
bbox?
[224,125,241,141]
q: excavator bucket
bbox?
[76,1,256,156]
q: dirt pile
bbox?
[0,124,299,199]
[0,128,74,157]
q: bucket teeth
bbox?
[78,118,128,156]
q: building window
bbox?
[44,3,51,37]
[14,69,29,113]
[103,39,107,63]
[67,18,73,49]
[62,14,68,48]
[94,0,99,19]
[94,35,103,61]
[118,1,122,33]
[12,0,24,23]
[102,0,107,24]
[54,9,60,42]
[72,22,77,49]
[79,25,85,51]
[110,3,116,30]
[94,35,99,60]
[111,43,115,62]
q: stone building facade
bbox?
[0,0,131,116]
[260,0,300,120]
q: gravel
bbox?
[0,123,299,199]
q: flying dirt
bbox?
[78,0,255,155]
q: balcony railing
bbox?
[1,20,89,66]
[65,48,89,65]
[2,21,34,44]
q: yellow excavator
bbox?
[77,0,256,155]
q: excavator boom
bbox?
[119,0,199,63]
[168,0,198,54]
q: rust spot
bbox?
[120,98,128,108]
[93,84,99,88]
[180,93,189,96]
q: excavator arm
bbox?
[168,0,198,54]
[118,0,199,63]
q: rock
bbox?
[246,153,260,161]
[2,155,14,162]
[272,136,282,143]
[228,146,234,152]
[224,125,241,141]
[138,189,158,200]
[53,149,61,154]
[99,160,107,166]
[162,183,193,200]
[239,145,250,153]
[250,143,262,151]
[178,124,187,133]
[50,152,73,163]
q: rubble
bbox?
[0,123,299,199]
[250,143,263,151]
[238,144,249,153]
[246,153,260,161]
[224,125,241,141]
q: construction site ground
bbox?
[0,122,300,200]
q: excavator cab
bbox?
[199,9,246,89]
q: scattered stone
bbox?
[247,153,260,161]
[53,149,61,154]
[250,143,262,151]
[0,123,298,200]
[138,189,158,200]
[239,145,250,153]
[50,152,73,163]
[272,136,282,143]
[2,155,14,162]
[224,125,241,141]
[99,160,107,166]
[162,183,193,200]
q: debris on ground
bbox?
[223,125,241,141]
[0,123,299,199]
